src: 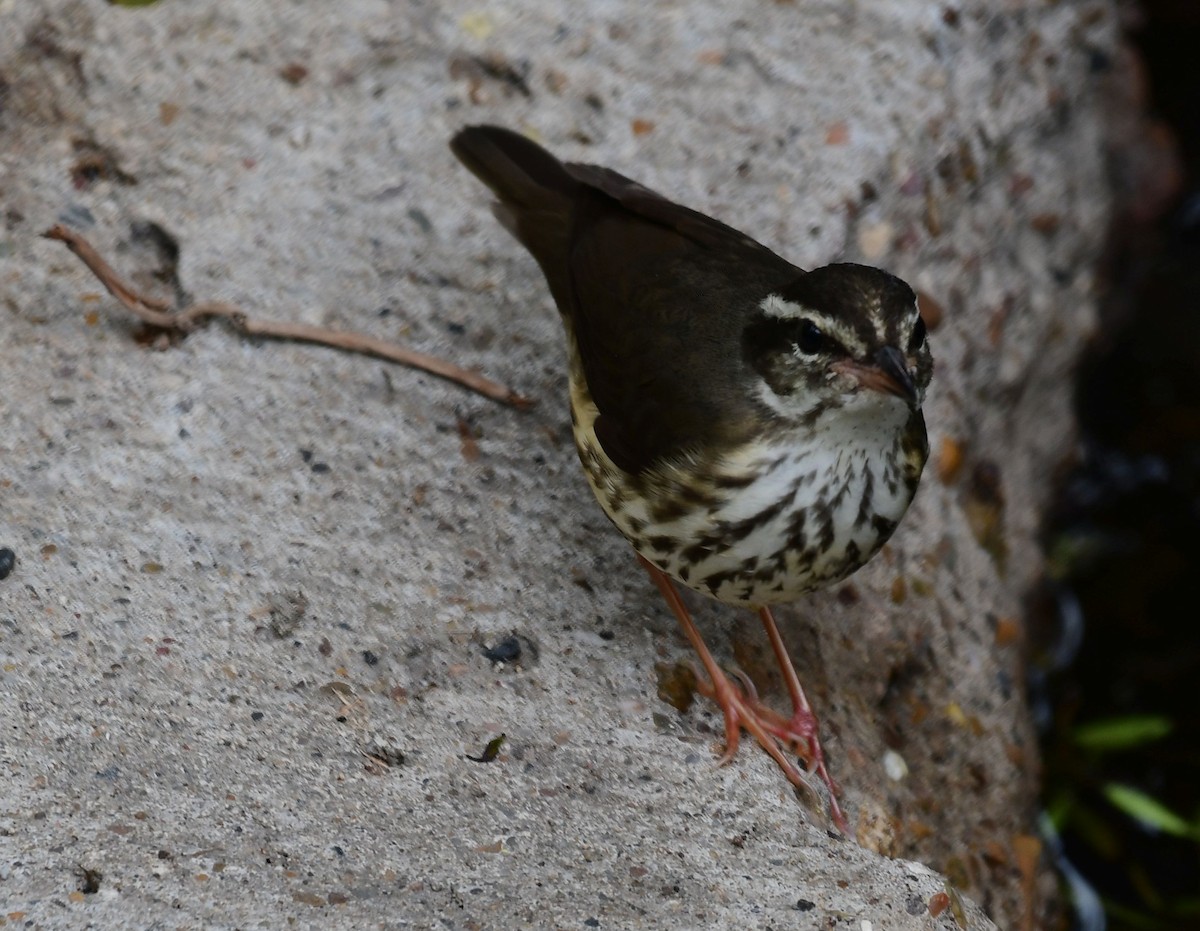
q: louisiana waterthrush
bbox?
[451,125,932,831]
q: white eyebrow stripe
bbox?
[758,293,869,356]
[873,300,888,344]
[759,293,803,320]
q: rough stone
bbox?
[0,1,1117,927]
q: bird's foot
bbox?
[728,670,831,773]
[728,669,844,807]
[693,665,847,834]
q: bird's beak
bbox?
[832,346,919,407]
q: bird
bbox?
[450,125,932,831]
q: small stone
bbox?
[936,436,965,484]
[482,636,521,664]
[857,221,893,260]
[288,125,312,150]
[459,11,493,40]
[279,62,309,85]
[268,592,308,638]
[883,749,909,781]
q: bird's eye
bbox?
[797,320,825,355]
[907,316,927,353]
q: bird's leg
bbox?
[639,557,835,825]
[641,557,745,762]
[754,605,846,831]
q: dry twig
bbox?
[42,224,533,409]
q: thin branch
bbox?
[41,224,533,409]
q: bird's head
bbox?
[742,263,932,427]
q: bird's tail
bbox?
[450,125,577,285]
[451,125,576,208]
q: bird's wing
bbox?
[559,163,801,474]
[450,126,803,474]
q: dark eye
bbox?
[797,320,825,355]
[907,316,927,353]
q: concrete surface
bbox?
[0,1,1117,928]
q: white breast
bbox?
[571,368,918,606]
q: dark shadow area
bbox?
[1034,2,1200,929]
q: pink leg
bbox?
[639,557,847,832]
[755,605,846,831]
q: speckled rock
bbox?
[0,1,1117,927]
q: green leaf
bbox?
[1103,783,1197,839]
[1074,715,1173,751]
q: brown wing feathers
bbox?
[450,126,790,474]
